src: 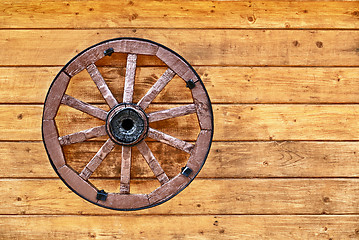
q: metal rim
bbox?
[42,37,214,211]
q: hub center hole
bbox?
[122,119,134,131]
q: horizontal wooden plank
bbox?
[1,30,358,66]
[211,104,359,141]
[3,104,359,141]
[3,141,359,178]
[2,179,359,215]
[1,215,359,240]
[2,67,359,104]
[1,1,358,29]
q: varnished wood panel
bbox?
[3,67,359,104]
[1,0,359,238]
[3,104,359,141]
[2,141,359,178]
[1,179,359,215]
[1,30,358,66]
[1,215,359,240]
[1,1,358,29]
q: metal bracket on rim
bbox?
[181,166,193,177]
[186,79,196,89]
[96,190,108,201]
[104,48,115,56]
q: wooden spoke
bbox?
[123,54,137,103]
[137,68,176,110]
[137,141,169,185]
[86,63,118,108]
[120,146,132,194]
[58,125,107,146]
[79,139,115,180]
[148,104,197,123]
[61,94,107,121]
[148,128,194,154]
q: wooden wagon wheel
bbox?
[42,38,213,210]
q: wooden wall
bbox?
[1,0,359,239]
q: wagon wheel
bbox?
[42,38,213,210]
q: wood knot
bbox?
[129,13,138,21]
[316,41,323,48]
[292,40,300,47]
[247,16,256,23]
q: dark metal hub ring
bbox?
[106,103,148,146]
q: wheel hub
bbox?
[106,104,148,146]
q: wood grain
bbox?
[4,104,359,141]
[57,165,99,203]
[3,67,359,104]
[61,94,107,121]
[187,129,213,179]
[1,0,359,29]
[148,128,195,153]
[1,215,359,240]
[58,125,107,146]
[123,54,137,103]
[148,174,189,205]
[3,141,359,178]
[137,68,176,109]
[42,72,71,120]
[86,63,118,108]
[79,139,115,180]
[136,141,169,185]
[148,104,197,122]
[2,0,359,238]
[120,146,132,194]
[1,30,359,66]
[42,120,65,169]
[98,193,150,210]
[2,178,359,215]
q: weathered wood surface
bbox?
[148,104,197,122]
[3,67,359,104]
[61,94,107,121]
[136,141,169,185]
[58,125,107,146]
[79,139,115,180]
[3,141,359,178]
[42,72,71,120]
[42,120,65,170]
[138,68,176,109]
[2,178,359,215]
[123,54,137,103]
[86,63,118,108]
[1,30,359,66]
[3,104,359,141]
[148,128,195,153]
[1,1,359,29]
[1,215,359,240]
[120,146,132,194]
